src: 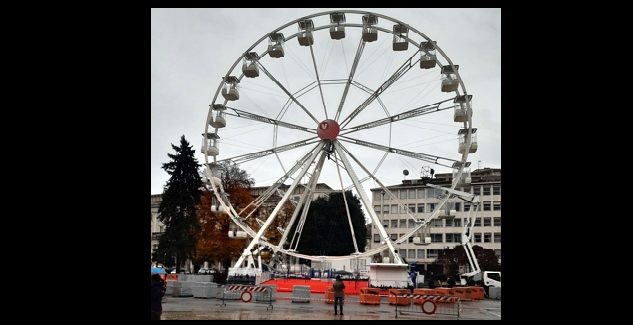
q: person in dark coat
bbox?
[151,274,165,320]
[332,275,346,316]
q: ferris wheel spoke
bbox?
[332,141,404,264]
[234,141,325,268]
[334,37,366,121]
[340,49,421,128]
[337,142,419,226]
[224,106,317,134]
[255,60,320,124]
[215,137,319,165]
[332,150,360,254]
[308,44,328,120]
[350,81,389,116]
[341,97,456,135]
[338,135,461,168]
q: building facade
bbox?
[368,168,501,272]
[150,194,164,258]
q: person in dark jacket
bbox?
[151,274,165,320]
[332,275,346,316]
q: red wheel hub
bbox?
[317,119,340,140]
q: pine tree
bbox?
[155,135,203,272]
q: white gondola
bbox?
[228,230,248,239]
[268,32,285,58]
[413,236,432,245]
[420,41,437,69]
[392,24,408,51]
[458,128,478,153]
[453,94,473,122]
[439,203,457,219]
[202,132,220,156]
[329,12,345,39]
[362,14,378,42]
[221,76,239,101]
[242,52,259,78]
[452,167,472,185]
[297,19,314,46]
[441,65,459,92]
[210,104,227,129]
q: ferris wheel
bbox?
[202,10,477,270]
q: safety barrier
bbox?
[218,285,274,310]
[324,287,334,304]
[359,288,381,305]
[291,285,311,303]
[394,294,461,319]
[388,289,411,306]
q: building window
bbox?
[391,220,398,228]
[493,202,501,211]
[399,190,407,199]
[400,250,407,258]
[391,204,398,214]
[417,189,425,199]
[445,218,454,227]
[417,249,425,259]
[431,233,443,243]
[494,232,501,243]
[484,233,492,243]
[474,218,481,227]
[431,219,443,227]
[494,217,501,227]
[464,202,471,211]
[454,202,461,212]
[399,205,406,214]
[408,236,414,243]
[408,219,416,228]
[408,249,416,259]
[390,234,398,241]
[454,233,462,243]
[483,185,491,196]
[408,204,416,213]
[373,234,380,243]
[417,203,425,213]
[400,219,407,228]
[493,185,501,195]
[473,186,481,195]
[494,249,501,259]
[474,233,482,243]
[427,249,439,259]
[446,233,454,243]
[374,206,380,214]
[399,233,405,240]
[483,217,491,227]
[463,186,471,194]
[483,202,491,211]
[408,189,416,199]
[382,220,389,228]
[454,218,462,227]
[428,203,436,212]
[383,205,389,214]
[373,191,382,201]
[159,225,164,233]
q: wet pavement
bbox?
[161,292,501,320]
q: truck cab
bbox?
[483,271,501,288]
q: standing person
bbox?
[333,275,346,316]
[151,274,165,320]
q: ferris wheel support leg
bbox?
[332,141,404,265]
[270,152,327,261]
[233,142,326,268]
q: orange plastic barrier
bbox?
[413,288,436,305]
[388,289,411,306]
[470,286,485,300]
[359,288,381,305]
[325,287,334,304]
[434,287,454,296]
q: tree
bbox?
[286,191,367,256]
[153,135,203,272]
[432,244,500,277]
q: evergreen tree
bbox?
[154,135,203,272]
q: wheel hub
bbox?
[317,119,340,140]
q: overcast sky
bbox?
[151,8,500,197]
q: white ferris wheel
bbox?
[202,10,477,272]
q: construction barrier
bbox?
[434,287,454,296]
[218,285,273,310]
[292,285,311,303]
[470,286,485,300]
[388,289,411,306]
[324,287,334,304]
[359,288,381,305]
[395,294,461,319]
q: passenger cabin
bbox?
[453,94,473,123]
[392,24,408,51]
[329,12,346,39]
[210,104,227,129]
[221,76,239,101]
[268,32,285,58]
[297,19,314,46]
[441,65,459,92]
[420,41,437,69]
[242,52,259,78]
[362,14,378,42]
[452,166,472,186]
[202,132,220,156]
[458,128,478,154]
